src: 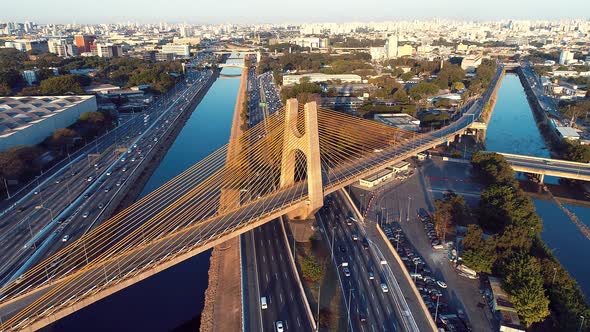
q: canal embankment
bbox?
[110,69,221,217]
[199,66,248,332]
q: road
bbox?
[245,220,314,332]
[317,192,417,332]
[497,152,590,180]
[0,55,216,285]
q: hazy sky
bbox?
[3,0,588,24]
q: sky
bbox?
[2,0,588,24]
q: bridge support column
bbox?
[538,174,545,184]
[280,99,323,241]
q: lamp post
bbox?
[406,196,412,222]
[330,226,336,260]
[578,315,585,332]
[35,205,55,222]
[360,193,365,215]
[434,294,441,323]
[346,288,355,332]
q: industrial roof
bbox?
[0,96,94,137]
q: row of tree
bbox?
[464,152,590,329]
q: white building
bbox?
[386,34,398,59]
[95,43,123,58]
[370,47,386,61]
[282,73,362,85]
[0,96,97,151]
[461,55,483,72]
[161,44,190,57]
[559,50,575,65]
[374,113,421,132]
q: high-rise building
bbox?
[95,43,123,58]
[74,35,96,53]
[161,44,190,57]
[559,50,575,65]
[24,39,49,53]
[386,34,398,59]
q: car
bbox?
[87,176,93,182]
[436,281,448,289]
[17,207,26,213]
[351,233,358,241]
[121,158,126,162]
[358,311,368,323]
[343,267,351,277]
[98,203,104,209]
[82,211,90,218]
[122,167,127,172]
[381,283,389,293]
[55,178,61,184]
[275,321,284,332]
[339,245,347,253]
[104,187,111,193]
[106,171,112,176]
[83,193,91,199]
[261,296,268,309]
[362,239,369,249]
[61,235,69,242]
[368,270,375,280]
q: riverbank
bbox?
[199,66,248,332]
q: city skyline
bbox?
[2,0,589,24]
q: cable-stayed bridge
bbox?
[0,68,505,331]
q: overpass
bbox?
[217,62,246,69]
[0,66,505,331]
[496,152,590,182]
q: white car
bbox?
[261,296,267,309]
[61,235,69,242]
[436,281,448,289]
[275,321,284,332]
[381,283,389,293]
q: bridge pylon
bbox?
[280,99,323,221]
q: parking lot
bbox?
[354,157,496,332]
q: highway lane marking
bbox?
[280,293,283,303]
[265,273,269,283]
[290,292,294,301]
[275,272,278,280]
[371,324,376,332]
[297,317,301,327]
[271,255,274,261]
[279,254,283,261]
[284,271,287,279]
[262,255,266,263]
[387,306,391,315]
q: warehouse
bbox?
[0,95,97,151]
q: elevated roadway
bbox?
[496,152,590,182]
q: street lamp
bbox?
[35,205,55,222]
[434,294,441,323]
[406,196,412,222]
[360,193,365,215]
[346,288,355,332]
[330,226,337,260]
[579,316,585,332]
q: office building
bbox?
[161,44,190,57]
[24,39,49,53]
[0,96,97,151]
[558,50,575,65]
[74,35,96,53]
[461,55,483,72]
[386,34,398,59]
[283,73,362,85]
[95,43,123,58]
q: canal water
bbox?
[485,73,590,300]
[49,58,244,332]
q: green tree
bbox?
[461,225,496,273]
[300,255,323,282]
[563,140,590,163]
[502,252,550,327]
[409,82,439,101]
[451,81,465,91]
[471,152,516,186]
[400,72,414,82]
[392,88,409,103]
[40,75,84,95]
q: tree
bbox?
[502,252,550,327]
[0,83,10,96]
[451,81,465,91]
[392,88,409,103]
[40,75,84,95]
[409,82,439,101]
[461,225,496,273]
[400,72,414,82]
[563,140,590,163]
[49,128,77,153]
[471,152,516,186]
[300,255,323,282]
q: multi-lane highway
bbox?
[0,56,216,286]
[245,220,314,332]
[317,192,419,332]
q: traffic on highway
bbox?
[0,54,216,286]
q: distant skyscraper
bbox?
[386,34,398,59]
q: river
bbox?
[47,57,244,332]
[485,73,590,300]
